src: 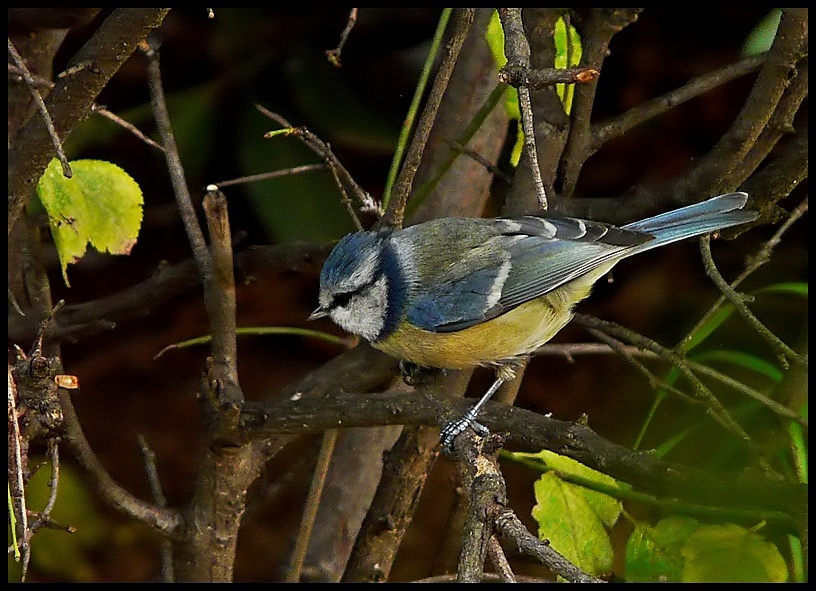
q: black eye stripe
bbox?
[332,292,353,308]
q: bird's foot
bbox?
[440,406,490,454]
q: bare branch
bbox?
[381,8,475,228]
[7,38,72,177]
[325,8,358,67]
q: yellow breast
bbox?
[374,279,595,369]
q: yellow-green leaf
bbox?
[36,159,143,286]
[681,523,788,582]
[554,16,582,114]
[528,450,623,576]
[486,10,520,122]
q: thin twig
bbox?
[210,163,325,189]
[678,196,808,365]
[498,8,547,210]
[41,439,61,518]
[202,187,240,388]
[258,105,376,226]
[699,235,803,369]
[7,38,72,178]
[59,388,183,535]
[91,104,166,151]
[586,329,703,408]
[382,8,475,228]
[381,8,453,213]
[486,536,516,582]
[137,435,174,582]
[593,54,765,152]
[7,363,29,578]
[144,40,211,279]
[325,8,357,67]
[574,314,776,475]
[499,65,599,89]
[284,429,339,582]
[492,507,604,582]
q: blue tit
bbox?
[309,192,756,448]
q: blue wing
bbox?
[403,193,755,333]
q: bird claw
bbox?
[440,408,490,453]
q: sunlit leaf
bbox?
[36,159,143,286]
[527,450,622,576]
[554,16,582,113]
[486,10,520,121]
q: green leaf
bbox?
[755,281,808,297]
[625,515,700,582]
[691,349,785,383]
[528,450,622,576]
[742,10,782,57]
[486,10,507,69]
[554,16,582,114]
[486,10,520,121]
[36,158,144,286]
[681,523,788,582]
[684,281,807,352]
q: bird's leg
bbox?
[440,370,509,453]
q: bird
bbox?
[309,192,757,449]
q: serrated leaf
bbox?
[36,158,144,286]
[529,450,622,576]
[681,523,788,582]
[537,450,622,527]
[532,473,615,576]
[625,515,700,582]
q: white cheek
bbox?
[329,275,388,342]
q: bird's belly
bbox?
[374,291,582,369]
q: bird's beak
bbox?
[308,307,328,321]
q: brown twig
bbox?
[498,8,548,210]
[559,8,642,197]
[7,38,72,178]
[380,8,475,229]
[91,104,166,151]
[210,163,326,189]
[669,8,807,202]
[137,435,174,582]
[144,40,211,280]
[325,8,358,67]
[284,429,339,582]
[258,105,378,226]
[699,235,804,369]
[574,314,775,475]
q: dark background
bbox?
[11,7,807,581]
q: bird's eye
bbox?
[332,291,353,308]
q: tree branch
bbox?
[8,8,171,235]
